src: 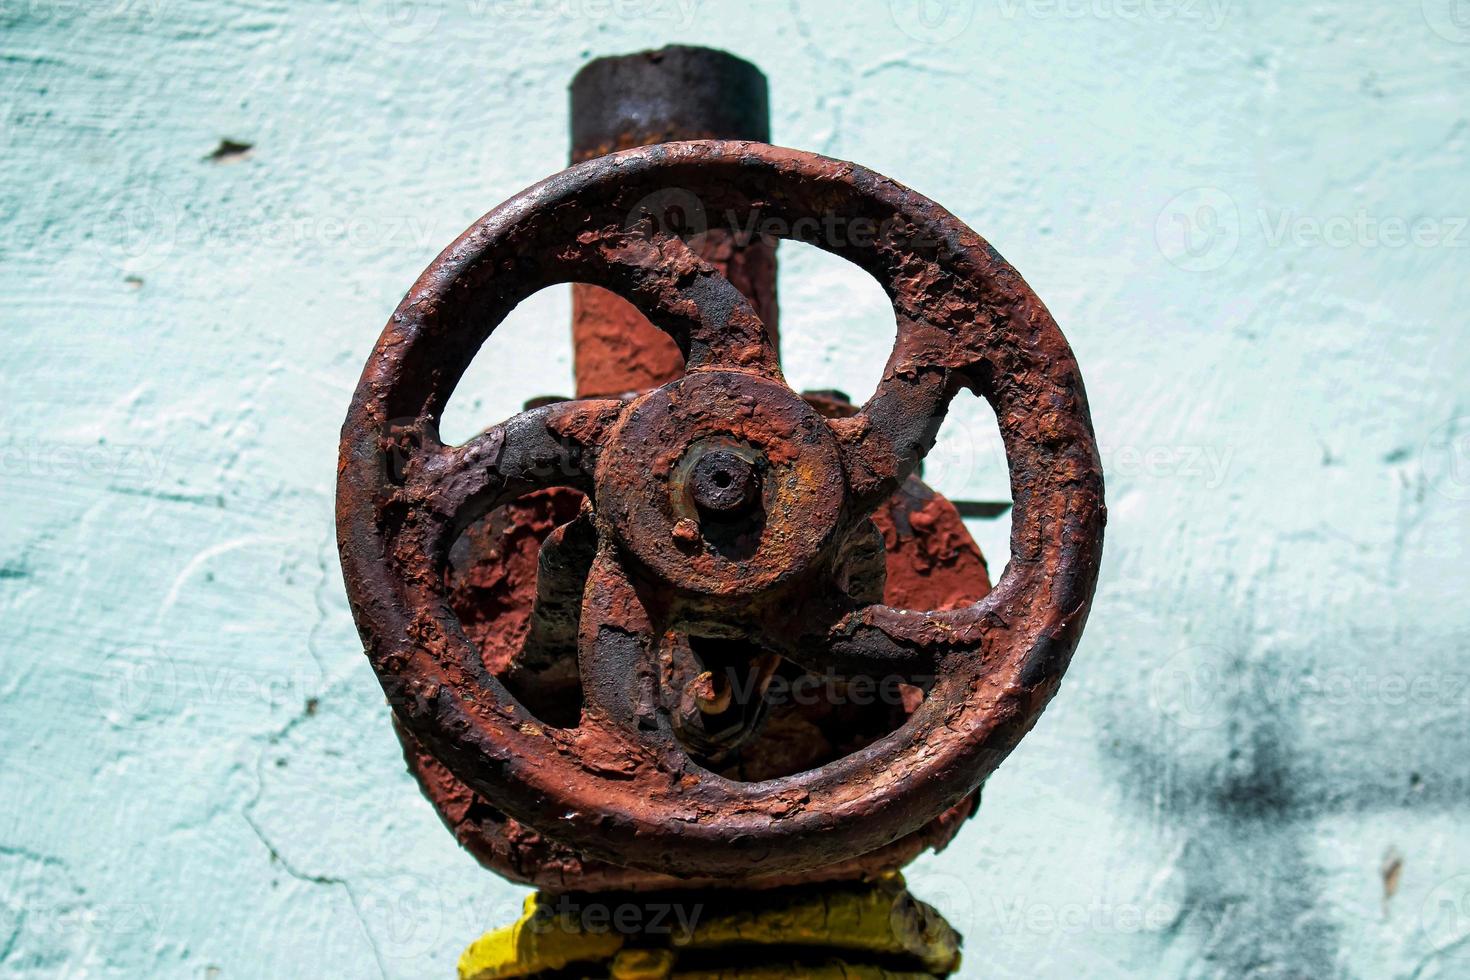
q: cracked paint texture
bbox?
[1,1,1468,977]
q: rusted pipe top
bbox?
[570,46,769,163]
[568,46,779,398]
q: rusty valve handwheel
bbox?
[337,140,1104,877]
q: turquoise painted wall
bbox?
[3,1,1468,976]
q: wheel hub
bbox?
[596,370,845,597]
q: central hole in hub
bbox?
[684,447,763,526]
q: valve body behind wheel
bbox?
[336,140,1105,882]
[400,461,993,891]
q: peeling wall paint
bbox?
[2,1,1468,977]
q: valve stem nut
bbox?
[689,449,760,517]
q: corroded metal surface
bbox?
[393,43,983,887]
[336,140,1105,878]
[397,454,989,891]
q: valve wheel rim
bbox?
[336,139,1105,876]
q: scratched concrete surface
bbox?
[2,1,1468,977]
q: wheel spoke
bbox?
[577,547,663,736]
[396,399,622,542]
[516,504,598,679]
[590,233,781,378]
[778,592,1014,685]
[832,324,954,519]
[757,585,922,679]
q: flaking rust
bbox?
[337,137,1104,885]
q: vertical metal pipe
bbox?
[568,46,778,397]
